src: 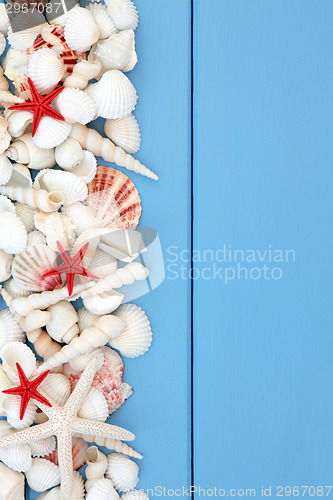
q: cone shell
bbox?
[106,453,139,492]
[0,462,25,500]
[14,202,35,232]
[61,202,101,234]
[26,458,61,492]
[46,301,79,343]
[35,169,88,206]
[0,211,27,254]
[29,436,56,457]
[95,30,137,72]
[3,394,37,429]
[83,290,124,316]
[86,478,119,500]
[0,248,14,282]
[86,70,137,119]
[88,247,117,279]
[0,309,24,348]
[0,443,32,472]
[0,116,11,154]
[78,386,109,421]
[46,437,88,471]
[34,210,76,251]
[28,48,65,95]
[106,0,139,31]
[12,244,62,292]
[53,88,97,125]
[104,114,141,154]
[121,491,150,500]
[3,278,31,298]
[112,304,152,358]
[64,7,100,52]
[27,230,46,247]
[88,4,117,39]
[55,138,84,170]
[6,163,32,189]
[0,153,13,185]
[32,115,72,149]
[85,166,141,228]
[37,470,85,499]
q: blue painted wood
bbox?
[194,0,333,496]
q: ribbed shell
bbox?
[28,48,65,95]
[106,0,139,31]
[64,7,100,52]
[0,248,14,283]
[1,341,37,379]
[3,395,37,430]
[14,202,35,232]
[0,211,27,254]
[32,115,72,149]
[106,452,139,492]
[26,230,46,247]
[112,304,152,358]
[104,114,141,154]
[86,478,119,500]
[26,458,61,492]
[77,308,99,332]
[0,463,25,500]
[87,247,117,278]
[53,88,97,125]
[3,278,31,298]
[0,309,24,349]
[39,373,71,407]
[35,169,88,206]
[62,202,101,234]
[30,436,57,457]
[0,194,15,213]
[88,4,117,39]
[46,437,88,471]
[0,443,32,472]
[36,470,85,499]
[0,153,13,185]
[77,386,109,421]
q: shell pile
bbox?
[0,0,155,498]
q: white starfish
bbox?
[0,357,135,498]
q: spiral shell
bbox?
[0,185,64,213]
[6,134,56,170]
[64,7,100,52]
[105,0,139,31]
[85,446,108,491]
[34,169,88,206]
[106,453,139,492]
[0,211,27,254]
[55,138,84,170]
[64,57,102,90]
[83,290,124,316]
[0,444,32,472]
[26,458,61,492]
[28,48,65,95]
[104,114,141,154]
[86,478,119,500]
[46,301,79,344]
[27,328,62,361]
[0,309,24,349]
[0,463,25,500]
[0,153,13,185]
[53,87,97,125]
[95,30,137,72]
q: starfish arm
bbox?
[64,357,98,415]
[42,263,68,278]
[32,106,43,136]
[28,78,41,103]
[73,418,135,442]
[31,390,52,408]
[2,386,25,396]
[74,266,99,280]
[0,421,55,448]
[19,391,31,420]
[72,242,89,266]
[42,85,65,105]
[57,429,74,498]
[57,241,72,266]
[41,106,65,122]
[16,363,29,388]
[30,369,50,390]
[8,102,38,111]
[67,271,75,296]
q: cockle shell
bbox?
[0,462,25,500]
[26,458,61,492]
[86,70,137,119]
[86,478,119,500]
[37,470,85,499]
[34,169,88,205]
[28,48,65,95]
[0,309,24,349]
[68,348,104,373]
[6,110,33,138]
[45,1,79,26]
[53,87,97,125]
[46,437,88,471]
[7,23,41,51]
[12,244,62,292]
[61,202,101,234]
[6,163,32,189]
[0,5,10,35]
[46,301,79,343]
[0,443,32,472]
[27,230,46,247]
[0,365,13,416]
[14,202,35,232]
[95,30,137,72]
[0,249,14,282]
[64,7,100,52]
[3,394,38,430]
[77,386,109,421]
[39,373,70,406]
[6,134,56,170]
[1,341,37,380]
[55,137,84,170]
[34,210,76,251]
[3,278,31,298]
[0,116,11,154]
[32,115,72,149]
[105,0,139,31]
[83,290,124,316]
[112,304,152,358]
[64,56,102,90]
[87,248,117,279]
[106,453,139,492]
[88,4,117,39]
[0,195,15,213]
[85,446,108,491]
[0,212,27,254]
[121,491,150,500]
[29,436,57,457]
[0,153,13,185]
[104,114,141,154]
[85,166,141,228]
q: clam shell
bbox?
[29,436,57,457]
[86,70,137,119]
[27,230,46,247]
[83,290,124,316]
[7,110,33,138]
[85,166,141,228]
[26,458,61,492]
[0,444,32,472]
[95,30,137,72]
[46,437,88,471]
[34,210,76,251]
[46,301,79,343]
[37,470,85,499]
[1,341,37,380]
[0,195,15,213]
[86,478,119,500]
[32,115,72,149]
[121,491,150,500]
[61,201,101,234]
[0,463,25,500]
[0,153,13,185]
[0,212,27,254]
[88,4,117,39]
[3,278,31,298]
[77,307,99,332]
[106,0,139,31]
[0,248,14,282]
[14,202,35,232]
[112,304,152,358]
[0,116,11,154]
[104,114,141,154]
[78,386,109,421]
[6,163,32,189]
[12,244,62,292]
[7,10,45,49]
[53,88,97,125]
[55,138,84,170]
[35,169,88,205]
[106,453,139,492]
[87,247,117,279]
[70,151,97,184]
[28,48,65,95]
[39,373,70,407]
[3,394,37,430]
[64,7,100,52]
[0,309,24,348]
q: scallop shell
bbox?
[105,0,139,31]
[77,307,99,332]
[121,491,150,500]
[6,163,32,189]
[87,248,117,279]
[83,290,124,316]
[0,249,14,282]
[26,458,61,492]
[88,4,117,39]
[85,166,141,228]
[106,453,139,492]
[35,169,88,206]
[104,114,141,154]
[64,7,100,52]
[55,138,84,170]
[53,88,97,125]
[12,244,62,292]
[39,373,70,407]
[86,70,137,119]
[6,110,33,138]
[61,202,101,234]
[0,309,24,348]
[3,394,38,429]
[46,437,88,471]
[46,301,79,343]
[0,463,25,500]
[7,23,40,51]
[45,1,80,26]
[0,116,11,154]
[0,211,27,254]
[0,443,32,472]
[3,278,31,298]
[29,436,57,457]
[28,48,65,95]
[1,341,37,380]
[0,195,15,213]
[77,386,109,421]
[32,115,72,149]
[37,470,85,499]
[111,304,152,358]
[27,230,46,247]
[86,478,119,500]
[34,210,76,251]
[7,10,45,49]
[14,202,35,232]
[0,153,13,185]
[95,30,137,72]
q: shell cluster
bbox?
[0,0,154,498]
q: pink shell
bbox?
[45,437,88,470]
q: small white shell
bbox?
[0,153,13,185]
[32,115,72,149]
[23,310,52,333]
[121,491,150,500]
[104,114,141,154]
[0,462,25,499]
[14,202,35,232]
[0,365,14,416]
[95,30,137,72]
[83,290,124,316]
[37,470,85,499]
[0,443,32,472]
[26,458,61,492]
[70,151,97,184]
[6,110,33,138]
[6,163,32,189]
[0,249,14,282]
[86,478,119,500]
[28,48,65,95]
[34,210,76,251]
[77,307,99,332]
[0,211,27,254]
[27,230,46,247]
[55,138,84,170]
[106,453,139,492]
[0,309,24,348]
[85,446,108,491]
[46,301,79,343]
[64,7,100,52]
[3,278,31,298]
[0,115,11,154]
[61,202,101,234]
[39,373,70,407]
[105,0,138,31]
[29,436,56,457]
[87,248,117,279]
[34,169,88,206]
[112,304,152,358]
[53,88,97,125]
[0,195,15,213]
[3,394,37,429]
[78,386,109,421]
[88,4,117,39]
[1,341,37,380]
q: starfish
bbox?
[42,241,99,296]
[0,358,134,498]
[2,363,51,420]
[8,77,65,136]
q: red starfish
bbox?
[42,241,99,296]
[2,363,52,420]
[8,77,65,137]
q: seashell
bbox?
[7,24,40,51]
[77,308,99,332]
[70,124,158,180]
[66,348,104,375]
[105,0,138,31]
[86,478,119,500]
[0,462,25,500]
[27,230,46,246]
[46,301,79,343]
[0,185,64,213]
[1,341,37,381]
[45,1,80,26]
[83,290,124,316]
[73,432,143,459]
[112,304,152,358]
[12,244,62,292]
[120,382,133,404]
[0,249,14,282]
[37,470,85,499]
[6,134,56,170]
[7,10,45,49]
[0,309,24,348]
[3,394,37,429]
[3,278,31,298]
[121,491,150,500]
[39,373,70,406]
[0,364,14,416]
[26,458,61,492]
[28,48,65,95]
[0,91,24,107]
[106,453,139,492]
[6,110,33,138]
[33,115,72,149]
[53,87,97,125]
[61,202,101,235]
[64,57,102,90]
[0,195,15,213]
[77,386,108,421]
[64,7,100,52]
[69,227,110,269]
[0,5,10,35]
[46,437,88,471]
[26,328,62,361]
[34,210,76,251]
[0,443,32,472]
[0,68,8,94]
[0,116,11,154]
[0,419,15,438]
[70,151,97,184]
[14,202,35,232]
[95,30,137,72]
[85,166,141,228]
[85,446,108,491]
[23,310,52,333]
[0,153,13,185]
[55,138,84,170]
[30,436,56,457]
[86,70,137,120]
[34,169,88,206]
[88,4,117,39]
[0,32,5,57]
[104,114,141,154]
[87,248,117,279]
[0,212,27,254]
[6,163,32,189]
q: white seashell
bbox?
[0,419,15,438]
[85,446,108,491]
[61,202,101,235]
[120,382,133,404]
[0,212,27,254]
[34,210,76,251]
[28,49,65,95]
[7,10,45,49]
[33,115,72,150]
[121,491,150,500]
[86,478,119,500]
[0,185,64,213]
[0,443,32,472]
[14,202,35,232]
[64,7,100,52]
[27,329,62,362]
[7,110,33,138]
[34,169,88,206]
[3,394,37,430]
[106,453,139,492]
[29,436,56,457]
[53,88,97,125]
[105,0,139,31]
[0,309,24,348]
[3,278,31,298]
[67,347,104,373]
[86,70,137,119]
[45,1,79,26]
[95,30,137,72]
[7,24,40,50]
[6,163,32,189]
[77,307,99,332]
[39,373,70,406]
[78,386,109,421]
[84,290,124,316]
[46,301,79,343]
[87,248,117,279]
[23,310,52,333]
[1,341,37,381]
[12,244,61,292]
[0,5,10,35]
[55,137,84,170]
[64,57,102,90]
[6,134,56,170]
[0,153,13,185]
[0,462,25,499]
[112,304,152,358]
[88,4,117,39]
[0,116,11,154]
[70,151,97,184]
[104,114,141,154]
[0,195,15,214]
[0,32,5,57]
[26,458,61,492]
[27,230,46,247]
[0,249,14,282]
[37,470,85,499]
[0,364,14,416]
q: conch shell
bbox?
[6,134,56,170]
[0,185,64,212]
